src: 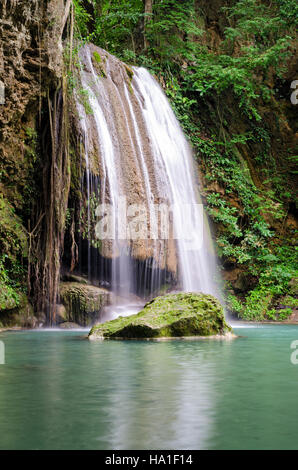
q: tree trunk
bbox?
[143,0,153,50]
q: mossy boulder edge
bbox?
[89,292,232,340]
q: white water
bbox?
[80,51,135,295]
[77,46,220,309]
[75,98,92,279]
[132,67,218,296]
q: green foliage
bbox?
[73,0,93,38]
[227,246,298,320]
[282,295,298,308]
[25,127,38,143]
[78,88,94,115]
[187,36,291,120]
[0,197,27,304]
[164,76,297,319]
[277,308,293,320]
[206,194,243,238]
[73,1,296,121]
[145,0,203,64]
[88,0,144,57]
[63,45,94,115]
[0,255,21,311]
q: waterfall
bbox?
[132,68,218,296]
[76,45,219,303]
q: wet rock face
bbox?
[89,292,232,339]
[59,282,111,326]
[78,45,178,276]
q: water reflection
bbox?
[0,327,298,449]
[102,341,216,449]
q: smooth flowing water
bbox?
[132,67,218,296]
[1,325,298,450]
[77,46,219,299]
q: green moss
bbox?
[0,282,20,311]
[124,64,134,93]
[124,64,134,80]
[77,88,93,115]
[89,292,231,339]
[0,197,27,256]
[93,51,102,64]
[0,292,35,327]
[91,51,107,78]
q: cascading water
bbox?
[76,45,220,312]
[132,68,218,296]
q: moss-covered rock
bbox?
[60,282,111,326]
[0,293,37,328]
[92,50,107,77]
[89,292,232,340]
[0,283,20,311]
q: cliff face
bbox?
[0,0,66,198]
[0,0,70,322]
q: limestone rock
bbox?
[60,282,111,326]
[89,292,232,340]
[59,322,81,329]
[0,292,37,328]
[55,304,68,323]
[62,273,89,285]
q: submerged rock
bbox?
[89,292,232,340]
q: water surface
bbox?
[0,324,298,449]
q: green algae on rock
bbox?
[89,292,232,340]
[60,282,111,326]
[0,292,37,328]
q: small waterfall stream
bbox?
[76,45,219,313]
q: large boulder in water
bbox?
[88,292,232,340]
